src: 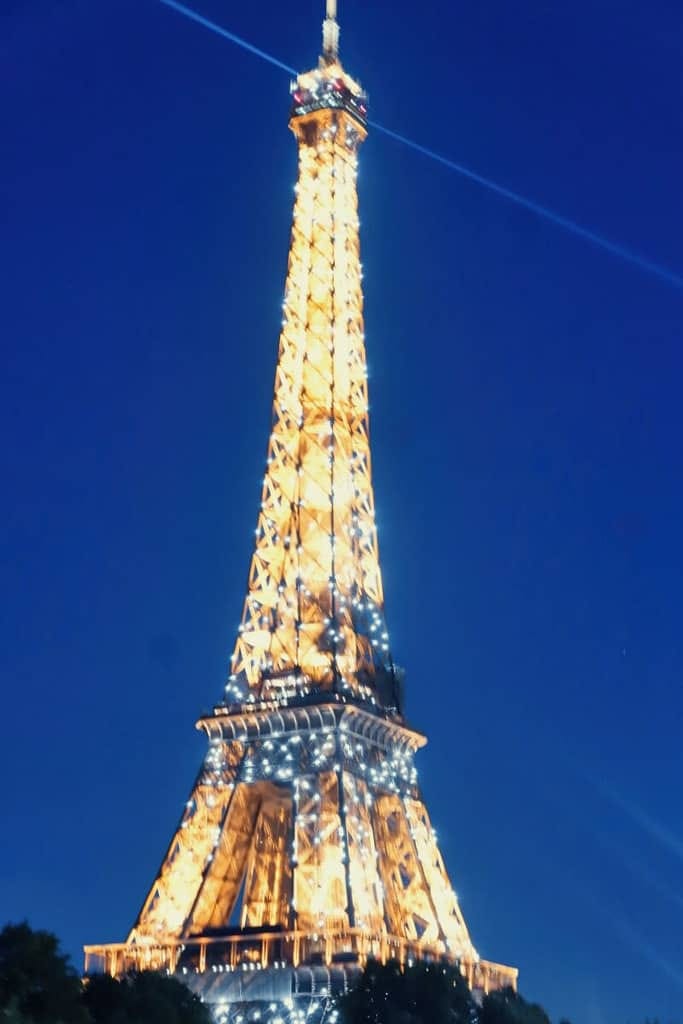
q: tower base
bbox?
[84,931,517,1020]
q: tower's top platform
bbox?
[290,66,367,129]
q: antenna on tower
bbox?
[322,0,340,63]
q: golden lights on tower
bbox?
[85,1,517,1008]
[226,54,390,708]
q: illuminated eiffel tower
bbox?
[86,2,517,1016]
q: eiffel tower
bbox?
[85,2,517,1016]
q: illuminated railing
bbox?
[84,929,517,995]
[290,80,367,126]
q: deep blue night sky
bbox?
[2,2,682,1022]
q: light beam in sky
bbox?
[159,0,297,74]
[608,910,683,990]
[158,0,683,290]
[596,834,683,911]
[598,784,683,862]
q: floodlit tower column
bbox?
[85,3,518,1018]
[225,51,397,709]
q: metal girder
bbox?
[129,743,243,942]
[403,797,474,959]
[342,773,384,935]
[372,793,442,946]
[293,769,348,933]
[242,789,292,929]
[184,781,260,936]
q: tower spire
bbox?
[322,0,340,62]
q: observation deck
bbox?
[84,929,517,999]
[290,71,367,129]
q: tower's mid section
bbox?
[85,4,517,1017]
[225,55,399,716]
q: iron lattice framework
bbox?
[86,2,517,1015]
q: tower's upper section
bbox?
[290,1,367,131]
[223,3,400,718]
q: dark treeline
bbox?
[0,924,209,1024]
[339,958,554,1024]
[0,922,669,1024]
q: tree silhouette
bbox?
[479,986,550,1024]
[0,922,88,1024]
[0,923,211,1024]
[338,958,474,1024]
[84,971,210,1024]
